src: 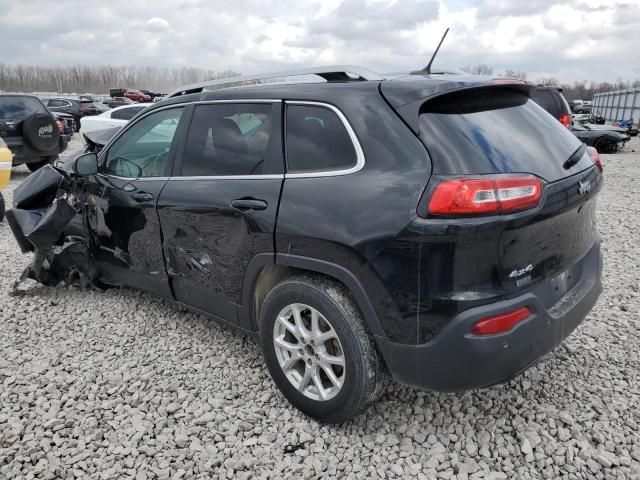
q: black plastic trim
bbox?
[275,253,385,336]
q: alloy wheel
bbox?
[272,303,346,401]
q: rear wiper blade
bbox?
[563,144,587,170]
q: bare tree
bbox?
[536,77,560,87]
[0,64,239,94]
[503,69,527,80]
[461,64,494,76]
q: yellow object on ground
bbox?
[0,138,12,189]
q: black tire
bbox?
[26,155,57,172]
[259,275,388,423]
[0,192,5,223]
[22,113,60,151]
[594,137,617,154]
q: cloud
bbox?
[475,0,561,18]
[0,0,638,83]
[146,17,170,32]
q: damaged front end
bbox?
[6,158,100,291]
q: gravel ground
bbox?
[0,136,639,480]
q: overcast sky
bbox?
[1,0,638,83]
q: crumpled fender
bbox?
[7,163,101,291]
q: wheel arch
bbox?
[239,253,385,338]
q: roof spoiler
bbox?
[391,82,534,134]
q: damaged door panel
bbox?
[84,174,170,296]
[156,102,283,327]
[84,107,186,297]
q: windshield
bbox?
[0,96,48,121]
[419,95,592,183]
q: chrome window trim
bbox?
[284,101,365,179]
[99,99,365,182]
[97,173,170,182]
[191,99,279,105]
[169,174,284,181]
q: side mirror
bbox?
[68,152,98,176]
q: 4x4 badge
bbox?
[578,179,591,195]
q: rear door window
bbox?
[285,104,357,173]
[530,90,559,117]
[178,103,277,176]
[0,96,48,120]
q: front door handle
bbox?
[230,198,268,211]
[131,192,154,202]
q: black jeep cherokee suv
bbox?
[0,94,68,171]
[15,67,603,422]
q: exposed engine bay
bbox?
[5,127,120,292]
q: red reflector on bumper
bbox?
[471,307,531,335]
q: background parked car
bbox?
[79,95,110,113]
[52,112,75,135]
[530,85,572,127]
[140,89,162,101]
[0,94,67,171]
[104,96,134,109]
[109,88,150,103]
[46,98,99,131]
[123,90,151,102]
[80,103,151,140]
[571,123,630,153]
[573,101,592,114]
[615,119,639,137]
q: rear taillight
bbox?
[56,120,65,133]
[558,114,571,128]
[426,175,543,217]
[79,107,90,113]
[587,146,603,172]
[471,307,531,336]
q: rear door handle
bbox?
[131,192,154,202]
[230,198,268,211]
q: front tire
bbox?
[259,275,387,423]
[0,192,5,222]
[594,137,617,154]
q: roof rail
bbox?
[167,65,383,97]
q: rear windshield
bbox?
[530,89,560,116]
[419,92,590,182]
[0,96,48,121]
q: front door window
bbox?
[104,107,183,178]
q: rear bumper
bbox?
[376,240,602,392]
[7,137,64,165]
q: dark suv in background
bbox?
[46,98,99,132]
[8,67,603,422]
[0,94,68,171]
[530,85,572,128]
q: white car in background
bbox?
[80,103,152,141]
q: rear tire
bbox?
[26,156,57,172]
[259,275,388,423]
